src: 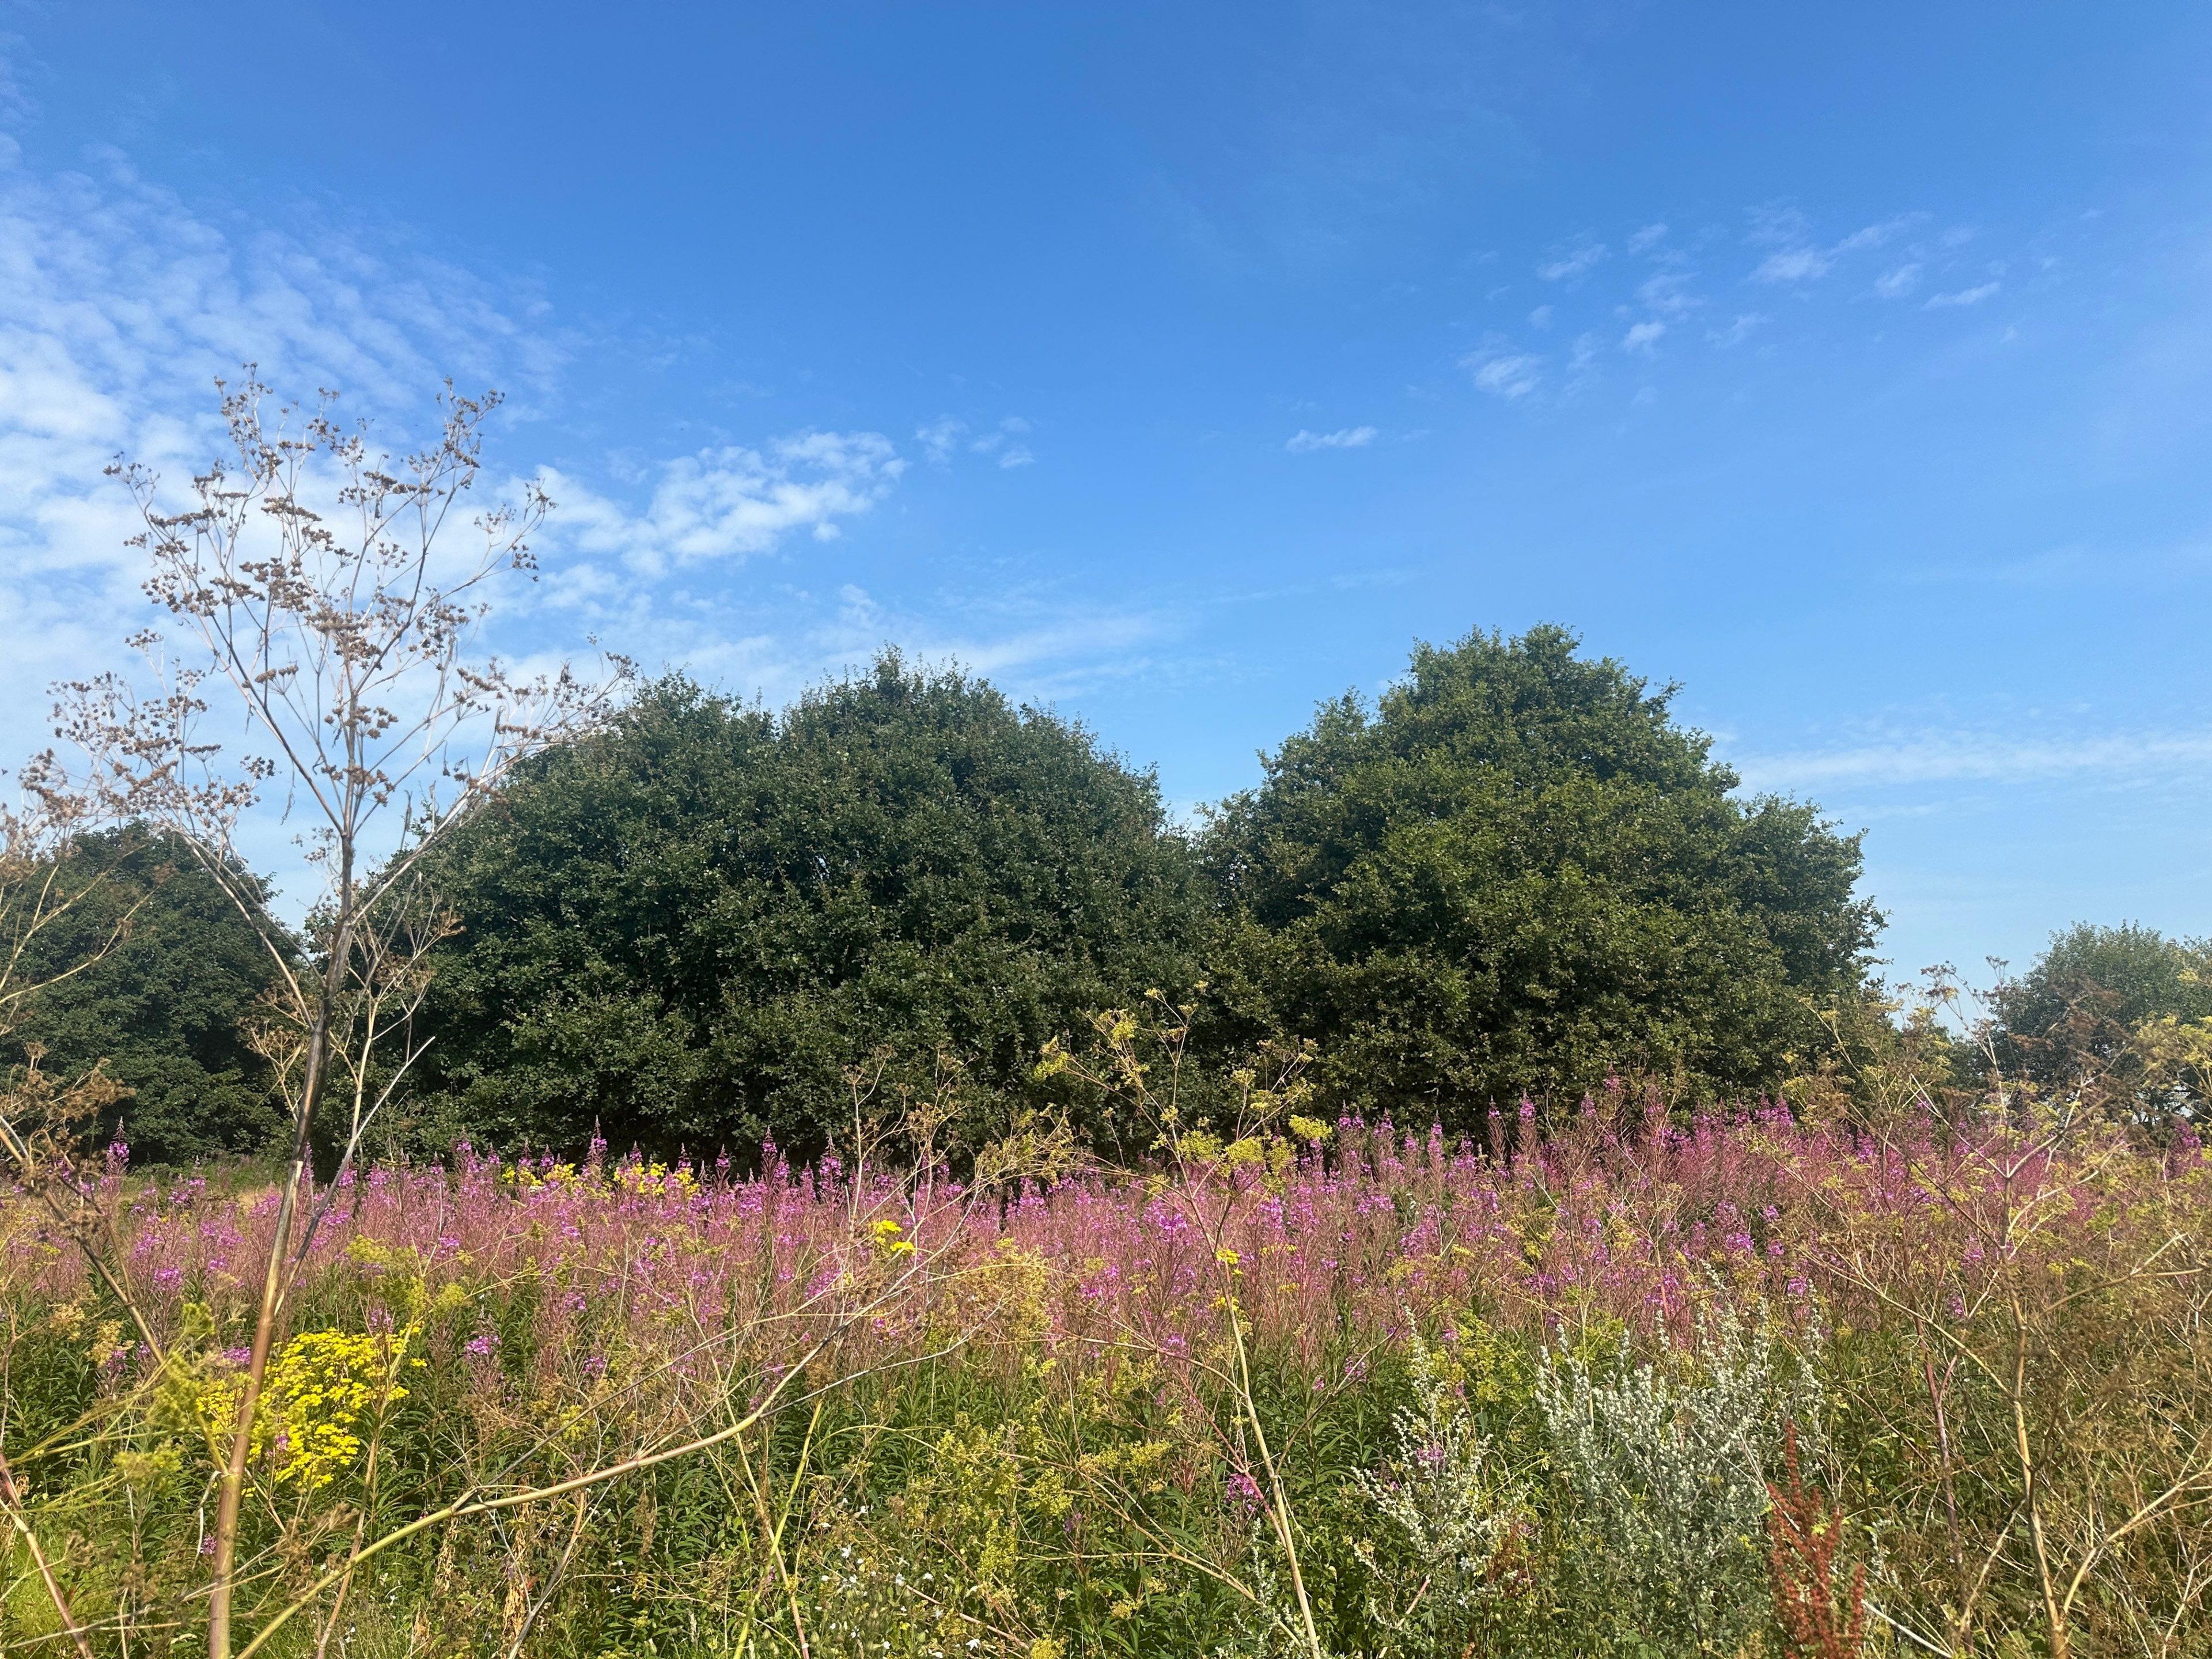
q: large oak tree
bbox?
[1200,625,1878,1121]
[408,657,1206,1156]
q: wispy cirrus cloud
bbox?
[1734,725,2212,792]
[1749,206,1926,286]
[1461,344,1541,398]
[1874,262,1922,298]
[916,414,1035,468]
[915,415,965,463]
[1752,245,1834,285]
[1460,198,2035,422]
[1834,215,1920,253]
[1635,265,1698,318]
[1286,425,1377,452]
[1707,312,1764,347]
[1536,237,1607,282]
[1926,281,2001,308]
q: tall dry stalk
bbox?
[49,372,625,1658]
[1035,995,1332,1659]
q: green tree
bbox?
[1992,922,2212,1092]
[6,825,291,1163]
[1201,625,1878,1121]
[407,658,1206,1156]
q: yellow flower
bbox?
[870,1217,917,1257]
[206,1325,420,1491]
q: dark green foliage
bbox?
[407,658,1207,1156]
[1201,625,1878,1122]
[6,827,290,1164]
[1993,921,2212,1087]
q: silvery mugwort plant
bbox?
[1537,1301,1824,1657]
[1354,1324,1532,1646]
[1210,1519,1330,1659]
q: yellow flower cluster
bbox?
[260,1328,413,1489]
[195,1327,420,1492]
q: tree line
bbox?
[17,622,2194,1167]
[9,372,2201,1171]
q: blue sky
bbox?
[3,1,2211,986]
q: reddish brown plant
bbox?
[1767,1419,1868,1659]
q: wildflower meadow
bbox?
[5,1081,2208,1657]
[3,375,2207,1659]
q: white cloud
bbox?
[1926,281,2000,308]
[1747,203,1815,249]
[964,415,1037,467]
[1285,425,1378,452]
[1536,239,1607,282]
[1747,206,1922,286]
[1707,312,1765,347]
[1874,262,1922,299]
[1620,320,1666,354]
[1463,349,1541,399]
[1834,215,1919,253]
[916,416,965,463]
[1736,727,2212,792]
[1753,245,1832,285]
[921,414,1036,468]
[820,583,1173,699]
[1635,267,1697,316]
[539,431,903,576]
[1528,303,1552,328]
[0,141,574,768]
[1627,222,1669,253]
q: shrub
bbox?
[1353,1324,1537,1652]
[1537,1302,1823,1657]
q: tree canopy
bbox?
[1993,922,2212,1091]
[1200,625,1879,1121]
[406,660,1207,1156]
[6,826,290,1164]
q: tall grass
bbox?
[3,1099,2209,1655]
